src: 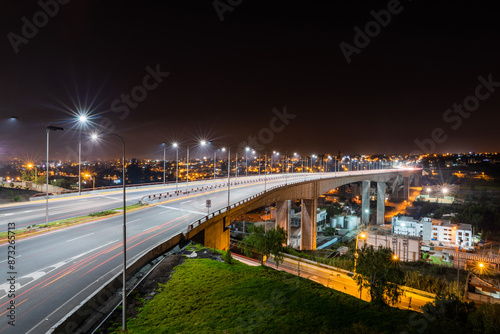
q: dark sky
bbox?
[1,1,499,161]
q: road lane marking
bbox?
[142,225,159,231]
[126,219,140,225]
[158,210,172,215]
[66,233,95,243]
[180,200,193,204]
[0,241,117,299]
[158,205,205,215]
[0,255,20,264]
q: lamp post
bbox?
[91,132,127,331]
[173,143,179,191]
[46,125,64,225]
[223,147,231,208]
[264,153,267,191]
[245,147,250,177]
[162,142,166,185]
[77,115,88,195]
[186,140,207,190]
[354,231,366,274]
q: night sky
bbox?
[1,1,499,161]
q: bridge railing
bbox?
[185,178,306,232]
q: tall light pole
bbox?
[173,143,179,191]
[91,132,127,331]
[162,142,166,185]
[186,140,207,190]
[354,231,366,274]
[224,147,231,208]
[46,125,64,225]
[77,115,88,195]
[245,147,250,177]
[264,153,267,191]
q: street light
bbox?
[45,125,64,225]
[162,142,167,185]
[91,132,128,331]
[354,232,366,273]
[186,140,207,190]
[173,143,179,191]
[76,115,89,195]
[245,147,250,177]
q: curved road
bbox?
[0,170,407,333]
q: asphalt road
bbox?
[233,253,433,311]
[0,170,410,333]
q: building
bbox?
[358,232,421,262]
[291,208,327,227]
[330,215,360,234]
[391,215,473,249]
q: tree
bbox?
[326,202,342,218]
[239,225,287,267]
[354,245,404,306]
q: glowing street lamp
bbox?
[245,147,250,177]
[91,132,128,330]
[354,232,366,273]
[172,143,179,191]
[186,140,207,190]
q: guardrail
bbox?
[185,178,307,232]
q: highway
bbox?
[0,170,409,333]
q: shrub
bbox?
[223,249,233,265]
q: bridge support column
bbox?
[362,181,370,226]
[275,200,291,246]
[414,172,421,187]
[300,199,317,250]
[403,177,410,200]
[377,182,386,225]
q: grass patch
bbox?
[429,255,453,266]
[118,258,457,334]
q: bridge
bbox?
[0,168,419,333]
[181,169,418,251]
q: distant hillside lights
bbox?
[7,0,71,54]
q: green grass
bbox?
[429,255,453,266]
[119,258,455,334]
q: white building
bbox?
[391,215,473,249]
[291,208,327,227]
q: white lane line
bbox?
[0,241,117,298]
[66,233,95,243]
[158,205,205,215]
[158,210,172,215]
[142,225,158,231]
[126,219,140,225]
[0,255,20,264]
[1,213,14,217]
[180,200,193,204]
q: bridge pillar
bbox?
[300,199,317,250]
[403,177,410,200]
[377,182,386,225]
[414,172,421,187]
[362,181,370,226]
[275,200,291,246]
